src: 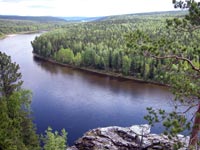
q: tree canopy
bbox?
[0,52,40,150]
[32,12,187,81]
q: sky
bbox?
[0,0,176,17]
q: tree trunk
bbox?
[189,103,200,149]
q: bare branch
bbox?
[144,52,200,73]
[189,25,200,32]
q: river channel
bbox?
[0,33,174,145]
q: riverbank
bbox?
[0,30,45,40]
[33,53,167,87]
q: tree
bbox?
[82,48,96,66]
[112,51,120,70]
[173,0,200,9]
[102,50,110,70]
[0,51,22,96]
[55,48,74,64]
[0,52,40,150]
[42,127,67,150]
[74,52,82,66]
[127,0,200,149]
[122,55,131,75]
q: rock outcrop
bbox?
[67,124,189,150]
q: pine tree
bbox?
[0,51,22,96]
[0,52,40,150]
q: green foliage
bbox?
[32,12,184,80]
[145,107,191,136]
[42,127,67,150]
[186,1,200,25]
[82,48,96,66]
[122,55,131,75]
[0,51,23,96]
[74,52,82,66]
[0,52,40,150]
[55,48,74,64]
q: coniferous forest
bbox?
[31,10,198,84]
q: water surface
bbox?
[0,34,174,145]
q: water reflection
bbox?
[33,56,171,100]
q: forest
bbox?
[31,10,194,83]
[0,16,67,38]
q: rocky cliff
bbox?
[67,124,189,150]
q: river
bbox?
[0,33,175,145]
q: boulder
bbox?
[67,124,189,150]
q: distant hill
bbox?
[61,11,188,23]
[0,10,188,23]
[0,15,107,23]
[60,16,106,22]
[129,10,187,16]
[0,15,66,22]
[96,10,188,22]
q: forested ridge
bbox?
[32,10,194,83]
[0,16,67,38]
[0,15,66,22]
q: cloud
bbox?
[28,5,54,9]
[0,0,175,17]
[0,0,25,2]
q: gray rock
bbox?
[130,124,151,135]
[67,124,189,150]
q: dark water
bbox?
[0,34,175,145]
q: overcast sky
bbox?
[0,0,176,17]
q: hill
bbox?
[0,15,66,22]
[60,16,106,22]
[94,10,188,23]
[0,10,187,23]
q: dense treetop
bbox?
[32,11,196,83]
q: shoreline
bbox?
[6,34,17,37]
[33,53,167,87]
[0,30,45,40]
